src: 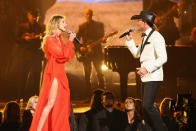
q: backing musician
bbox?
[75,8,105,89]
[16,9,45,99]
[148,0,180,46]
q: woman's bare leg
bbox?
[37,78,58,131]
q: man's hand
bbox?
[24,35,32,41]
[80,46,87,52]
[125,32,133,41]
[102,36,107,43]
[34,33,42,39]
[136,67,148,78]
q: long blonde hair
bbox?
[26,95,38,110]
[41,15,65,51]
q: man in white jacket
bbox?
[125,10,168,131]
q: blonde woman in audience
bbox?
[21,96,38,131]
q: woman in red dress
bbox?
[29,15,76,131]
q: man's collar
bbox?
[144,27,152,36]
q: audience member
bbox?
[122,97,151,131]
[0,101,21,131]
[159,97,179,131]
[0,111,2,125]
[69,102,79,131]
[92,91,124,131]
[21,96,38,131]
[134,98,144,121]
[79,89,104,131]
[174,94,193,131]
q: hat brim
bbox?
[131,15,142,20]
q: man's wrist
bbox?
[145,66,150,73]
[126,39,134,46]
[126,36,133,41]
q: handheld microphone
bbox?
[119,27,135,39]
[67,30,82,45]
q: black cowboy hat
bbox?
[131,10,157,27]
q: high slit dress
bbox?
[29,35,74,131]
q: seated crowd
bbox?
[0,89,195,131]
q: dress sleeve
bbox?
[46,37,74,63]
[57,40,75,63]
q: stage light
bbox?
[101,64,108,71]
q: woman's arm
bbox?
[46,37,74,63]
[57,40,74,63]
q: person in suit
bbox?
[92,91,123,131]
[125,10,168,131]
[79,89,104,131]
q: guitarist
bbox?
[16,9,45,99]
[147,0,180,46]
[75,8,105,89]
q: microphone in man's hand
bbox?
[119,27,135,39]
[67,30,82,45]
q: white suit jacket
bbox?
[126,28,167,82]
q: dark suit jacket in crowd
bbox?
[79,108,101,131]
[21,109,33,131]
[92,108,124,131]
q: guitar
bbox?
[155,1,183,31]
[23,32,45,41]
[75,31,118,61]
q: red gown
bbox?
[30,35,74,131]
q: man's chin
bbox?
[137,27,143,32]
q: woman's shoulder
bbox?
[44,35,57,45]
[45,35,56,40]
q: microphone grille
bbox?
[67,30,71,34]
[131,27,135,31]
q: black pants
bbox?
[82,58,104,89]
[142,81,168,131]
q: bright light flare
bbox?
[101,64,108,70]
